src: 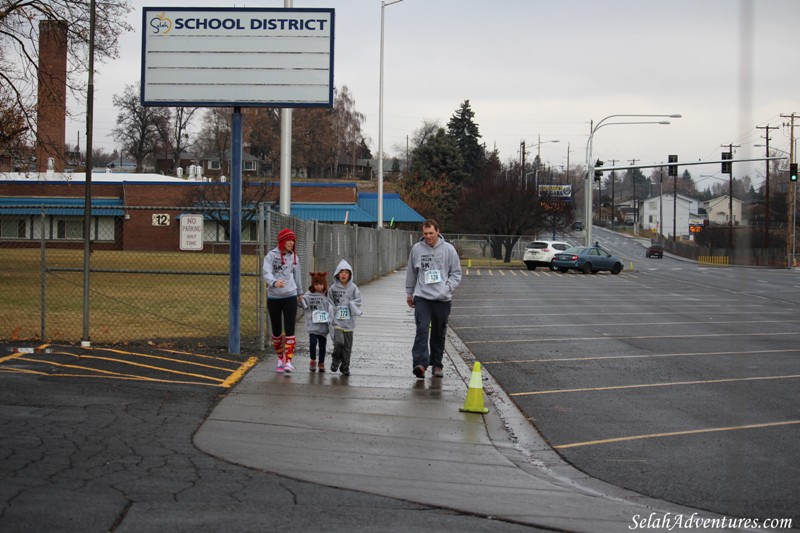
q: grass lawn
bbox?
[1,248,264,343]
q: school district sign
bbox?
[141,7,335,107]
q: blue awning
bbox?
[0,197,125,216]
[357,193,424,224]
[291,203,375,223]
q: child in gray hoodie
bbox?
[327,259,363,376]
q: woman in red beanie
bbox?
[262,228,303,373]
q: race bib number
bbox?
[424,269,442,284]
[335,306,350,320]
[312,310,328,324]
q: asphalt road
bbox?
[0,343,538,533]
[449,228,800,524]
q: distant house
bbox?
[640,193,699,238]
[154,152,197,176]
[702,196,744,226]
[337,157,374,180]
[200,149,262,180]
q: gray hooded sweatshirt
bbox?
[405,234,462,302]
[327,259,363,331]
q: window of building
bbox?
[208,160,221,170]
[56,219,84,240]
[242,222,257,242]
[244,160,257,171]
[0,219,26,239]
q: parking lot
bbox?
[449,259,800,522]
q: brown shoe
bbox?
[432,367,444,378]
[412,365,426,379]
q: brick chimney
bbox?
[35,19,68,173]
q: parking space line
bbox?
[511,374,800,396]
[466,331,800,344]
[0,351,28,364]
[20,354,227,384]
[92,347,239,372]
[480,348,800,365]
[1,344,255,388]
[455,318,798,331]
[221,357,259,388]
[553,420,800,449]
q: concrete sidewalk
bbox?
[195,270,728,532]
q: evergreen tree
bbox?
[403,127,467,230]
[446,100,485,184]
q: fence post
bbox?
[258,203,265,351]
[353,225,359,283]
[40,206,46,340]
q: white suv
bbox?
[523,240,572,271]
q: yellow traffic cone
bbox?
[459,362,489,414]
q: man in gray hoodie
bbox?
[405,219,462,379]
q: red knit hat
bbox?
[277,228,297,264]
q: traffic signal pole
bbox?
[782,112,798,268]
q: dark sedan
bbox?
[646,244,664,258]
[552,246,624,275]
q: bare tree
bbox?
[150,106,198,175]
[333,85,365,177]
[111,82,167,172]
[185,180,275,239]
[196,107,233,178]
[0,0,132,144]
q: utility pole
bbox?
[756,124,778,249]
[781,113,798,268]
[520,140,526,189]
[608,159,617,226]
[628,159,639,236]
[721,143,740,251]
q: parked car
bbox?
[571,221,584,231]
[523,240,572,271]
[646,244,664,258]
[552,246,624,275]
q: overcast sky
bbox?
[69,0,800,189]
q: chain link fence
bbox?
[1,204,416,348]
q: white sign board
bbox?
[180,214,204,251]
[141,7,335,107]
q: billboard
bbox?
[141,7,335,107]
[538,184,572,199]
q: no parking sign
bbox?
[180,214,203,251]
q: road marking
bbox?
[2,344,254,388]
[21,355,227,384]
[480,348,800,365]
[454,318,797,331]
[0,351,27,364]
[553,420,800,449]
[511,374,800,396]
[465,331,800,344]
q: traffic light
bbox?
[668,154,678,177]
[791,163,798,182]
[594,159,603,181]
[721,152,732,174]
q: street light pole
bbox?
[378,0,404,229]
[532,135,559,198]
[584,113,681,246]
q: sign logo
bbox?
[149,12,172,35]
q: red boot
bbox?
[283,336,296,373]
